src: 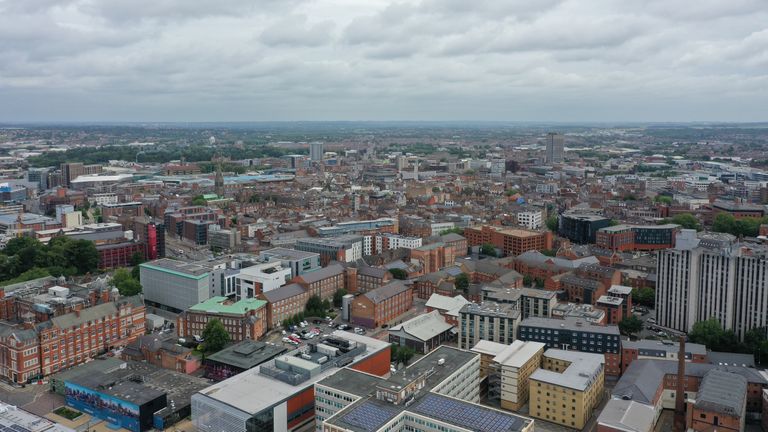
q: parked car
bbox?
[354,327,365,335]
[282,337,292,344]
[338,324,350,331]
[647,317,656,324]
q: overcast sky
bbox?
[1,0,766,122]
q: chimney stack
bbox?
[673,335,686,431]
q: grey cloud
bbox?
[0,0,767,122]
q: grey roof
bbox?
[694,370,747,416]
[515,250,599,270]
[613,359,767,405]
[389,310,453,342]
[297,263,344,284]
[559,273,601,291]
[260,247,318,260]
[364,280,410,304]
[623,339,707,356]
[521,316,620,335]
[260,283,306,303]
[597,399,656,432]
[439,233,465,242]
[205,340,287,370]
[708,351,756,368]
[44,302,118,330]
[0,323,38,343]
[357,265,388,279]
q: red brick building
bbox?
[176,297,268,343]
[0,295,146,384]
[350,280,413,328]
[464,225,553,256]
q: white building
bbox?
[517,210,543,230]
[430,222,455,236]
[236,261,292,297]
[656,229,768,339]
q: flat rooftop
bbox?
[194,331,389,415]
[140,258,210,278]
[205,340,287,370]
[188,296,266,315]
[530,349,604,391]
[520,316,620,335]
[260,247,318,260]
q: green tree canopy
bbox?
[333,289,347,308]
[631,287,655,308]
[202,319,230,353]
[619,316,643,335]
[480,243,497,257]
[454,273,470,293]
[546,215,559,232]
[688,318,739,352]
[111,268,142,296]
[388,268,408,280]
[666,213,701,231]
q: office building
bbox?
[60,162,103,187]
[63,360,209,432]
[483,286,558,320]
[191,332,390,432]
[177,297,268,343]
[459,302,521,350]
[517,210,543,230]
[558,211,612,244]
[208,228,241,250]
[310,141,324,161]
[236,261,293,296]
[140,259,211,313]
[464,225,554,257]
[317,346,534,432]
[203,340,287,382]
[259,248,321,278]
[316,218,398,238]
[529,349,605,430]
[544,132,564,164]
[655,229,768,339]
[596,224,679,252]
[295,235,363,266]
[518,316,622,376]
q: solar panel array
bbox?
[340,401,399,432]
[411,394,523,432]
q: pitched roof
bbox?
[46,302,118,330]
[389,310,453,342]
[694,370,747,416]
[425,294,470,317]
[260,283,306,303]
[297,263,344,284]
[364,280,411,304]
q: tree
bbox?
[654,195,673,205]
[688,318,739,351]
[631,287,655,308]
[191,195,207,206]
[454,273,470,293]
[389,268,407,280]
[111,268,142,296]
[66,240,99,274]
[130,252,144,267]
[202,319,230,353]
[534,277,545,288]
[619,316,643,335]
[391,344,416,366]
[744,329,768,366]
[439,227,464,236]
[668,213,701,231]
[333,289,347,308]
[305,295,324,316]
[523,275,533,287]
[546,215,559,232]
[480,243,497,257]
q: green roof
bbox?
[202,194,219,200]
[189,296,267,314]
